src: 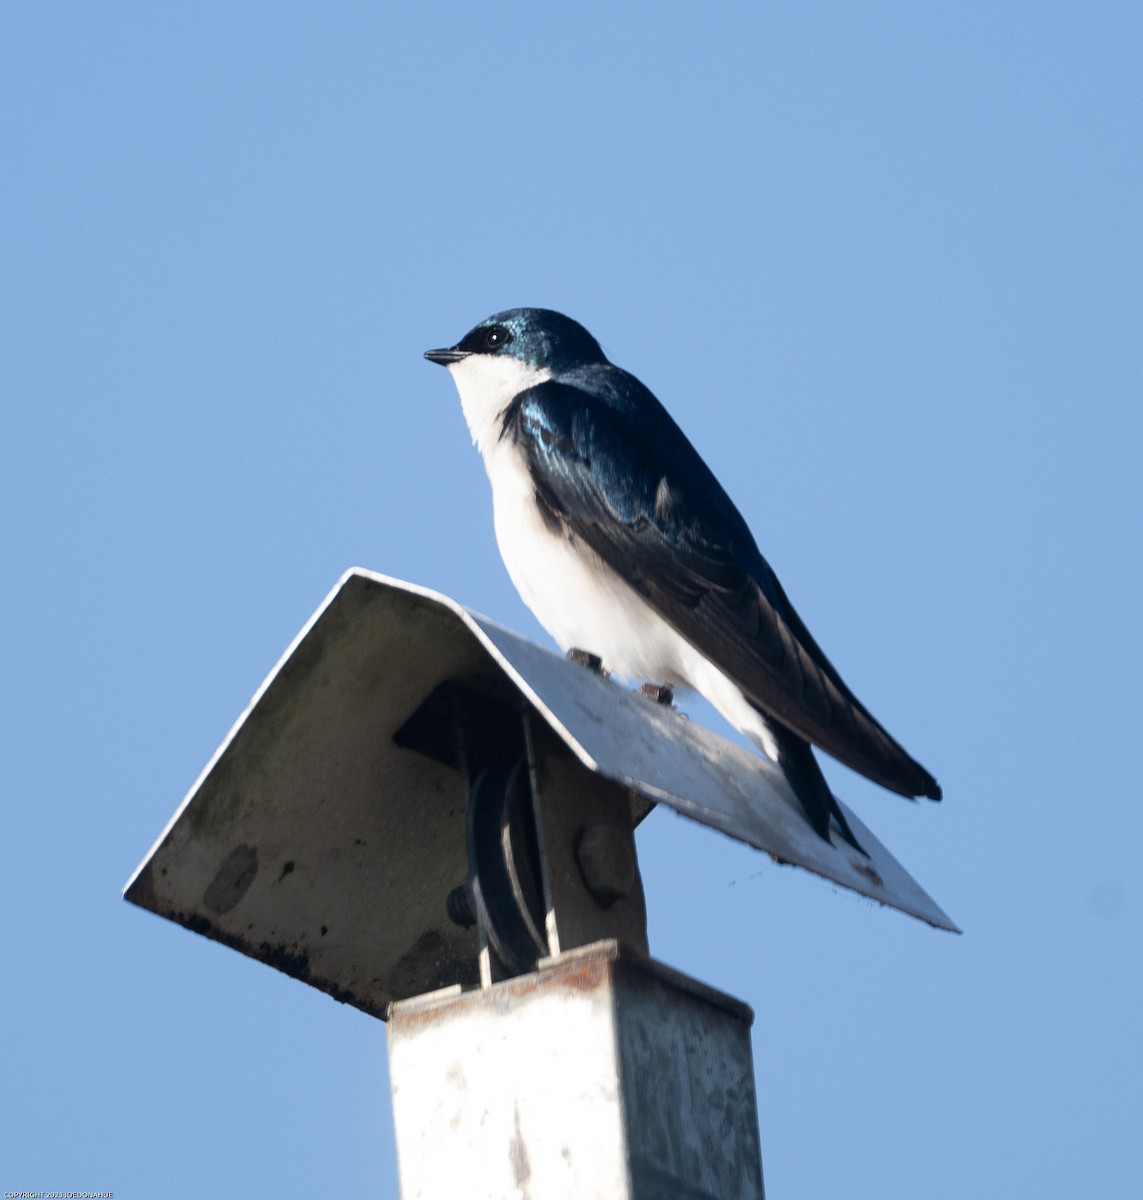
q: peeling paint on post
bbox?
[388,941,765,1200]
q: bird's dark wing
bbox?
[502,371,941,801]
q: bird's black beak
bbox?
[424,347,470,366]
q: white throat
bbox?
[447,355,553,456]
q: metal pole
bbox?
[388,939,765,1200]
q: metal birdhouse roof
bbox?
[124,569,956,1020]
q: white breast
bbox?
[446,355,781,761]
[486,438,665,668]
[447,354,552,456]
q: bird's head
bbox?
[426,307,606,374]
[426,308,607,451]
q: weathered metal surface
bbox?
[123,569,956,1024]
[464,600,957,933]
[524,716,649,959]
[388,940,765,1200]
[124,574,497,1018]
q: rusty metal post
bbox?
[387,939,765,1200]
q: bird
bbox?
[425,308,940,852]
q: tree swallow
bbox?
[426,308,940,851]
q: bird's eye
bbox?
[484,325,511,351]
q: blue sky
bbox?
[2,3,1140,1196]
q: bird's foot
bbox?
[566,647,608,676]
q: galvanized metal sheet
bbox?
[124,569,956,1022]
[465,609,957,933]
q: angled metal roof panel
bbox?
[124,569,956,1020]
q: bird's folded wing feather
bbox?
[502,374,940,801]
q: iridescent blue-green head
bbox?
[425,308,607,374]
[426,308,611,453]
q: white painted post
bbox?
[388,940,765,1200]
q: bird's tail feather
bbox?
[764,716,868,857]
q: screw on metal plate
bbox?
[637,682,674,706]
[566,647,604,673]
